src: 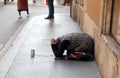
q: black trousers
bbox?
[48,0,54,17]
[51,40,70,57]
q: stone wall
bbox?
[83,14,119,78]
[71,0,84,27]
[70,0,120,78]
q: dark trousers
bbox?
[51,40,70,57]
[48,0,54,17]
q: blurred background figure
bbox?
[17,0,29,19]
[45,0,54,19]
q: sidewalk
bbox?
[0,14,101,78]
[0,0,69,59]
[0,0,46,49]
[0,0,101,78]
[0,1,27,60]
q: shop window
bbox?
[111,0,120,44]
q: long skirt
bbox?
[17,0,28,11]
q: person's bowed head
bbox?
[51,38,56,44]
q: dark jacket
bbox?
[56,33,94,55]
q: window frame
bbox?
[110,0,120,44]
[101,0,120,44]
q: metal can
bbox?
[31,49,35,57]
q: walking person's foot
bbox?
[18,16,22,19]
[45,16,54,19]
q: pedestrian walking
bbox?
[17,0,29,19]
[45,0,54,19]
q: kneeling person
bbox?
[51,33,94,61]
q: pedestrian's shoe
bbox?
[45,16,54,19]
[18,16,22,19]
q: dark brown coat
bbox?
[56,33,94,54]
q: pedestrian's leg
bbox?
[18,10,22,19]
[18,10,21,16]
[26,10,29,17]
[49,0,54,17]
[26,9,29,15]
[45,0,54,19]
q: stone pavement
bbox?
[0,0,47,48]
[0,0,101,78]
[0,14,101,78]
[0,0,69,59]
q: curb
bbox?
[0,19,28,60]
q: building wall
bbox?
[71,0,120,78]
[86,0,100,26]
